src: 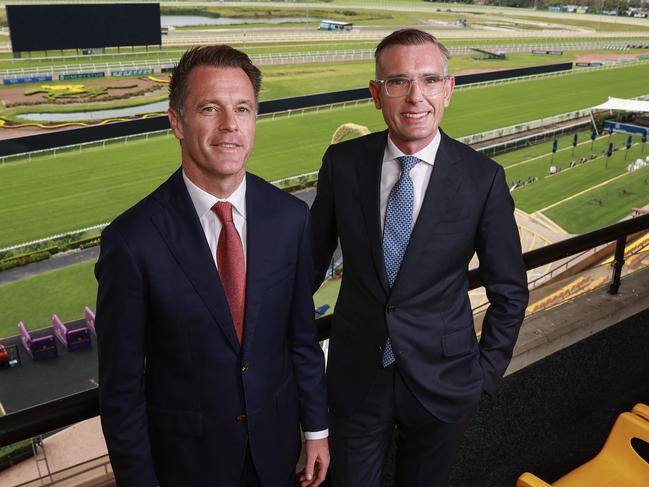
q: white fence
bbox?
[0,129,174,166]
[257,98,374,121]
[0,223,109,254]
[458,109,594,147]
[0,40,640,78]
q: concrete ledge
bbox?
[509,266,649,374]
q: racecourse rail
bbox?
[0,41,638,78]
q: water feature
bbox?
[161,16,315,27]
[18,100,169,122]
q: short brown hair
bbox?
[169,45,262,114]
[374,29,450,77]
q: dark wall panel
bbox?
[0,117,169,156]
[455,62,572,86]
[7,4,161,52]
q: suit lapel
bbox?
[358,131,390,293]
[151,170,240,353]
[241,174,272,356]
[392,131,462,295]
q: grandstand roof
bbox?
[592,97,649,112]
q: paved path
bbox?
[0,247,99,285]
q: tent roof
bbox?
[592,97,649,112]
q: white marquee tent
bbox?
[592,97,649,112]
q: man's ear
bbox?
[168,107,184,141]
[369,80,382,110]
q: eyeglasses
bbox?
[374,75,450,98]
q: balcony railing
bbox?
[1,212,649,449]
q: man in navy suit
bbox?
[311,29,529,486]
[96,45,329,487]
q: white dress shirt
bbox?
[182,171,328,441]
[183,171,247,270]
[380,130,441,231]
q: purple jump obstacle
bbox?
[52,314,92,352]
[84,307,96,337]
[18,321,58,361]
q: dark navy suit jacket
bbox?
[311,130,529,423]
[96,169,328,486]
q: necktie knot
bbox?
[397,155,420,176]
[212,201,234,223]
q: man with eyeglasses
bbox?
[311,29,528,486]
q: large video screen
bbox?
[7,4,161,52]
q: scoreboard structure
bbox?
[6,3,161,54]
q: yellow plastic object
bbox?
[553,404,649,487]
[516,472,552,487]
[517,403,649,487]
[633,403,649,422]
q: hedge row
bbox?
[0,235,100,272]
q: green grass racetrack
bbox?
[2,62,649,249]
[2,63,649,337]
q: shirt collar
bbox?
[384,130,441,167]
[182,170,247,220]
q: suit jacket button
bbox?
[235,414,247,423]
[241,361,250,373]
[386,305,396,313]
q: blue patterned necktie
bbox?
[382,155,419,367]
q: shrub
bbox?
[0,250,51,271]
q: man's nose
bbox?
[405,78,423,103]
[219,110,238,131]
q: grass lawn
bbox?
[261,50,641,100]
[509,138,644,213]
[544,163,649,233]
[0,259,341,339]
[444,63,649,134]
[496,131,635,210]
[495,131,623,170]
[2,63,649,248]
[0,261,97,339]
[314,278,341,316]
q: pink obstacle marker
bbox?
[84,307,96,337]
[52,314,91,352]
[18,321,58,361]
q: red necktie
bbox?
[211,202,246,344]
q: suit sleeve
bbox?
[289,203,329,432]
[310,146,339,291]
[475,165,529,395]
[95,225,158,487]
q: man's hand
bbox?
[298,438,330,486]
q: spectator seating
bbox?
[84,306,96,337]
[52,314,91,351]
[527,276,591,314]
[18,321,58,361]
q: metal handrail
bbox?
[1,213,649,448]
